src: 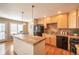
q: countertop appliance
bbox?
[70,38,79,55]
[34,25,44,36]
[56,36,68,50]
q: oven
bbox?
[70,38,79,55]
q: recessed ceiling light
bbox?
[44,16,46,18]
[58,11,62,14]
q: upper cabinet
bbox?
[44,14,68,29]
[34,18,44,25]
[57,14,68,28]
[23,23,28,33]
[34,14,68,29]
[77,8,79,28]
[68,10,77,28]
[34,8,79,29]
[51,16,58,23]
[45,17,51,23]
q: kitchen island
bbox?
[13,34,45,55]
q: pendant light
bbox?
[31,5,35,35]
[21,11,26,25]
[31,5,35,23]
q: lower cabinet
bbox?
[45,34,56,46]
[76,46,79,55]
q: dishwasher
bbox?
[56,36,68,50]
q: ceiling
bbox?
[0,3,79,22]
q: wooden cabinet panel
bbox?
[43,17,51,28]
[43,18,47,28]
[51,16,58,23]
[68,10,77,28]
[77,8,79,28]
[76,45,79,55]
[45,34,56,47]
[23,23,28,33]
[46,17,52,23]
[49,35,56,46]
[34,14,68,29]
[57,14,68,28]
[34,8,79,29]
[37,19,44,25]
[34,18,44,25]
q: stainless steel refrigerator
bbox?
[34,25,44,36]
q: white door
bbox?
[0,23,5,42]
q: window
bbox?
[0,23,5,40]
[10,23,23,35]
[17,24,23,33]
[10,23,17,35]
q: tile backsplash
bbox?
[58,28,79,35]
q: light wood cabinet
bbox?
[34,18,46,28]
[37,19,44,25]
[76,45,79,55]
[77,8,79,28]
[34,8,79,29]
[68,10,77,28]
[45,17,51,23]
[23,23,28,33]
[34,14,68,29]
[57,14,68,28]
[43,18,47,28]
[44,34,56,47]
[49,35,56,46]
[43,17,52,28]
[51,16,58,23]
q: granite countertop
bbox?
[13,34,45,45]
[57,34,79,39]
[56,34,68,37]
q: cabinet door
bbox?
[68,10,77,28]
[51,16,58,23]
[46,17,51,24]
[34,19,41,25]
[45,36,50,44]
[43,18,47,29]
[23,23,28,33]
[50,35,56,46]
[45,34,56,46]
[77,8,79,28]
[57,14,68,28]
[37,19,44,25]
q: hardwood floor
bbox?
[0,41,72,55]
[0,41,14,55]
[45,44,72,55]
